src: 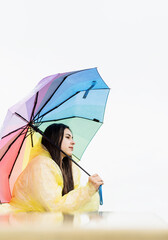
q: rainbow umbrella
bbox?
[0,68,110,204]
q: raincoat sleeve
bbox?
[11,156,99,212]
[33,157,99,212]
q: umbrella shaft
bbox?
[29,123,91,177]
[14,112,91,176]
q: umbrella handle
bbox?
[98,185,103,205]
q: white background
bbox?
[1,0,168,223]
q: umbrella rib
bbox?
[35,116,102,124]
[30,91,39,121]
[24,129,34,139]
[14,112,29,123]
[34,69,93,120]
[0,126,27,161]
[1,126,27,139]
[34,73,75,120]
[9,127,29,178]
[35,91,80,121]
[34,88,109,122]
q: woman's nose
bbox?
[71,139,75,145]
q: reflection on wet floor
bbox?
[1,212,168,240]
[0,211,168,230]
[0,211,107,228]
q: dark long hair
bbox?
[41,123,74,195]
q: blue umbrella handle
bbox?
[98,185,103,205]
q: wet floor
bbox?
[0,211,168,240]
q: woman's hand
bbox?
[89,174,104,191]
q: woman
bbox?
[10,123,104,213]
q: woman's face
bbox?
[61,128,75,157]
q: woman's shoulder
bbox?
[29,154,53,166]
[28,155,62,176]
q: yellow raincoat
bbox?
[9,142,99,213]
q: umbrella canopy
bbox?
[0,68,110,203]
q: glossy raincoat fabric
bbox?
[8,142,99,213]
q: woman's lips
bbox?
[69,147,73,151]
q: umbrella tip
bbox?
[93,118,99,122]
